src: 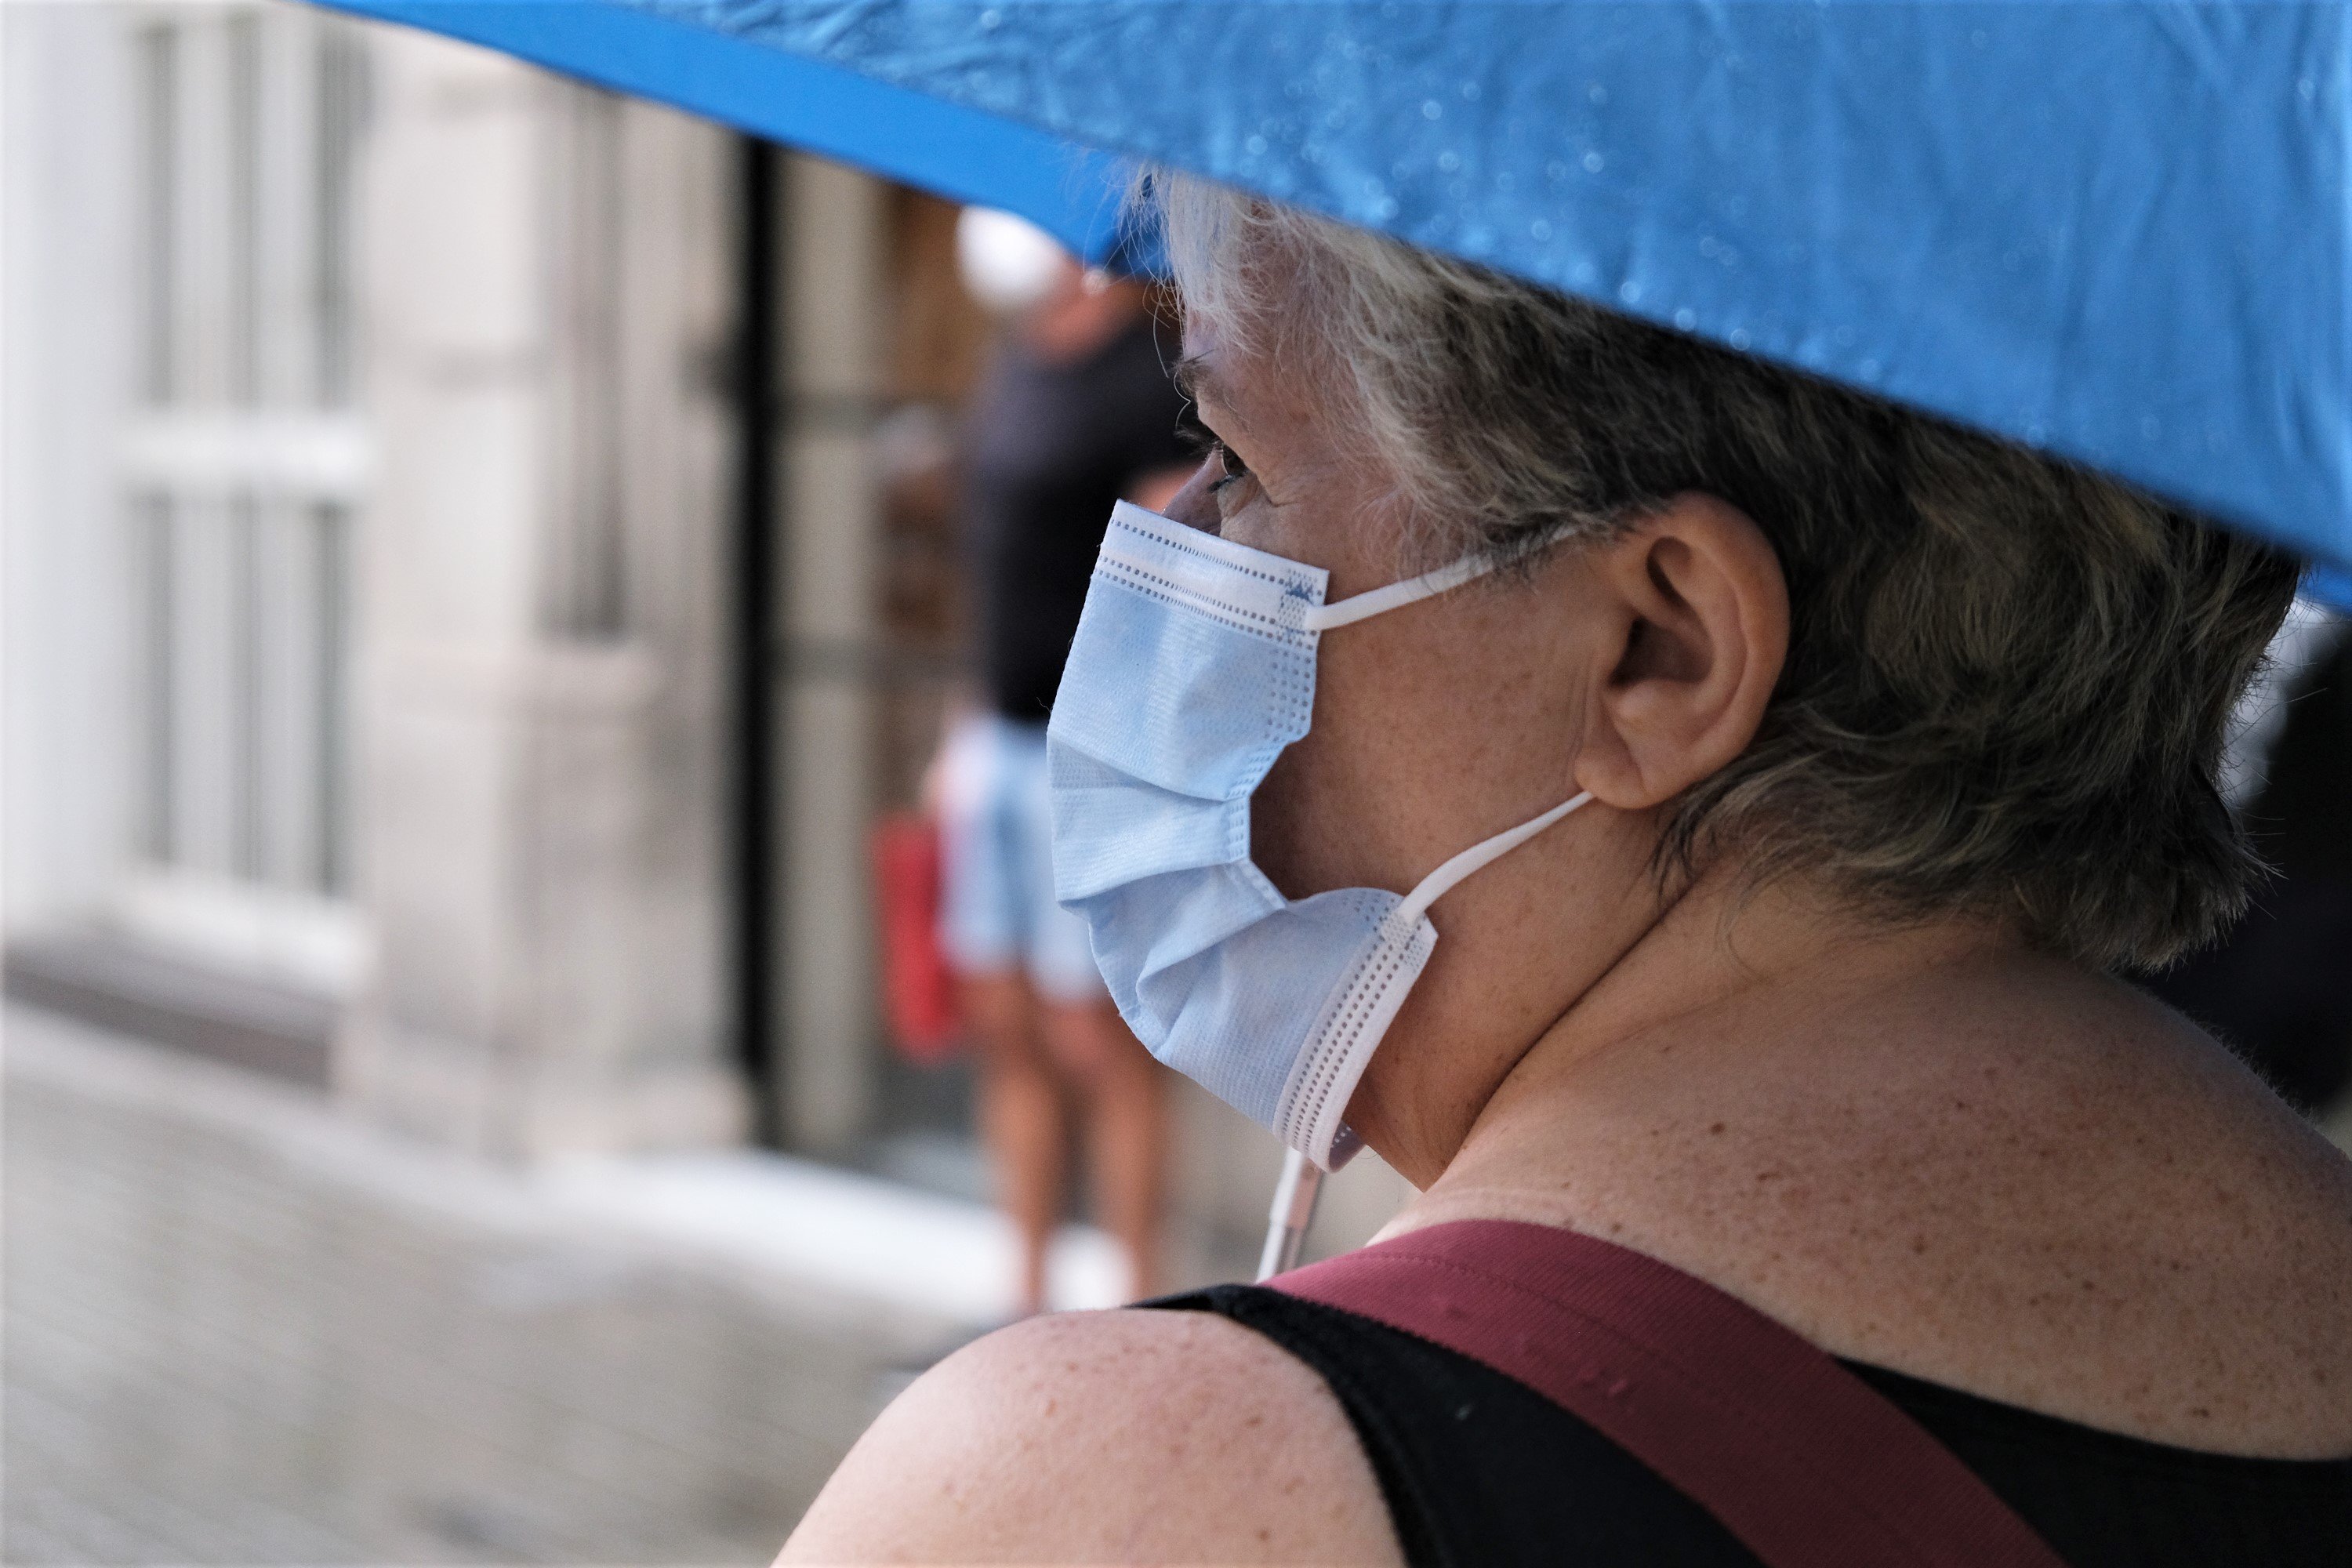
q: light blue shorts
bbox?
[935,713,1105,1003]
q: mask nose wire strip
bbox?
[1395,790,1595,928]
[1300,554,1496,630]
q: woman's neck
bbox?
[1400,871,2015,1222]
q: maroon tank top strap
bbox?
[1272,1219,2069,1568]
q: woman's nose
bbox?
[1159,459,1228,535]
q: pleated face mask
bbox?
[1047,502,1591,1170]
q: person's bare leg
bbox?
[1043,999,1168,1300]
[963,972,1064,1316]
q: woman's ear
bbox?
[1573,493,1788,811]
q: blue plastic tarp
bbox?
[316,1,2352,606]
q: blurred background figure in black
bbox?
[2148,599,2352,1120]
[932,209,1194,1314]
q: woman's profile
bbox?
[781,176,2352,1566]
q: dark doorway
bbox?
[728,144,990,1191]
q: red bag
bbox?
[870,811,961,1062]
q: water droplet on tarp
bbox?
[1729,328,1752,349]
[1422,100,1443,120]
[1674,308,1697,330]
[1583,151,1604,172]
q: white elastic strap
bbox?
[1395,790,1594,927]
[1300,554,1495,631]
[1255,1148,1323,1281]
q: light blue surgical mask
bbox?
[1048,502,1592,1171]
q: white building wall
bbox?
[5,9,744,1160]
[341,27,743,1158]
[3,3,143,933]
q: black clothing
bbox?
[2150,622,2352,1111]
[1152,1284,2352,1568]
[963,313,1190,722]
[2248,623,2352,883]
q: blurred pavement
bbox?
[0,1004,1024,1566]
[24,989,2323,1568]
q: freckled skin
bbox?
[786,1310,1405,1565]
[779,316,2352,1566]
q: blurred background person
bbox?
[935,209,1194,1314]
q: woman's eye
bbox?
[1177,405,1253,499]
[1208,441,1252,494]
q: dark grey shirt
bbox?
[963,312,1189,723]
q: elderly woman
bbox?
[783,179,2352,1565]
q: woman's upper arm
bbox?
[778,1305,1405,1566]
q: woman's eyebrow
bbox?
[1172,354,1247,430]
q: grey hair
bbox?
[1145,172,2300,970]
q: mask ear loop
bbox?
[1256,1148,1323,1281]
[1395,789,1595,927]
[1255,546,1581,1279]
[1300,554,1495,631]
[1254,790,1595,1281]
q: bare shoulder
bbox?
[779,1305,1405,1566]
